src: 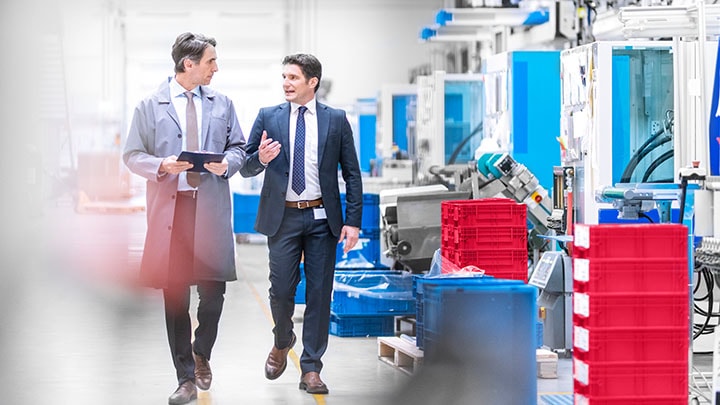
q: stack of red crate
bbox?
[572,224,689,404]
[440,198,528,282]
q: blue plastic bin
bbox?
[340,193,380,231]
[336,229,382,269]
[295,264,306,304]
[329,313,395,337]
[421,279,537,404]
[232,193,260,234]
[414,274,497,349]
[331,270,415,317]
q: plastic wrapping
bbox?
[333,270,414,300]
[332,270,415,316]
[427,248,486,278]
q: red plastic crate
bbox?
[573,292,689,328]
[574,393,688,405]
[573,359,688,398]
[573,326,688,363]
[441,199,526,228]
[443,248,527,272]
[573,257,688,294]
[573,224,687,259]
[441,225,527,250]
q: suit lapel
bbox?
[157,81,181,131]
[317,103,329,164]
[277,103,291,163]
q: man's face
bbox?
[283,63,316,105]
[187,46,218,86]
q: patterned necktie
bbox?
[184,91,200,188]
[292,106,308,195]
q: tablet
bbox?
[177,151,225,172]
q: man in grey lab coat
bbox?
[123,32,246,405]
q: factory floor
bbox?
[3,200,711,404]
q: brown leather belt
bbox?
[285,198,323,209]
[177,190,198,199]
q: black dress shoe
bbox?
[264,333,296,380]
[299,371,329,394]
[193,352,212,390]
[168,380,197,405]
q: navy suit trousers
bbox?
[267,206,338,375]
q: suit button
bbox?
[171,195,176,199]
[168,225,172,231]
[177,134,182,138]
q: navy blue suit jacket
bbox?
[240,102,363,238]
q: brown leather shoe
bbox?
[299,371,329,394]
[168,380,197,405]
[193,352,212,390]
[264,333,296,380]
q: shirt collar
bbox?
[291,98,316,115]
[170,77,200,99]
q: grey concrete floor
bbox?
[2,200,582,404]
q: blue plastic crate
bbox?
[295,264,306,304]
[414,274,499,349]
[331,270,415,316]
[340,193,380,230]
[329,314,395,337]
[536,321,544,348]
[232,193,260,234]
[336,229,382,269]
[421,281,537,404]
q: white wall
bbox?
[48,0,445,166]
[295,0,443,106]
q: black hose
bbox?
[620,134,672,183]
[448,122,483,165]
[427,165,452,189]
[619,126,666,182]
[641,149,674,182]
[694,267,716,340]
[638,212,654,223]
[678,177,688,225]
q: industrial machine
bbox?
[380,186,470,272]
[559,40,676,225]
[381,153,553,272]
[482,50,561,190]
[416,71,484,185]
[372,84,418,184]
[528,251,573,352]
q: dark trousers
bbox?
[267,206,337,375]
[163,192,226,384]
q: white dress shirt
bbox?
[287,98,321,201]
[169,78,202,190]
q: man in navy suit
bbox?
[240,53,362,394]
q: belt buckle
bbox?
[296,201,303,209]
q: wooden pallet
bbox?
[377,336,424,375]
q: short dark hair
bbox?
[282,53,322,93]
[172,32,217,73]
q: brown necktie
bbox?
[184,91,200,188]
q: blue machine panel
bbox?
[510,51,561,190]
[392,94,415,153]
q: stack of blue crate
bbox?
[336,193,384,269]
[329,270,415,337]
[296,193,384,305]
[231,193,260,234]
